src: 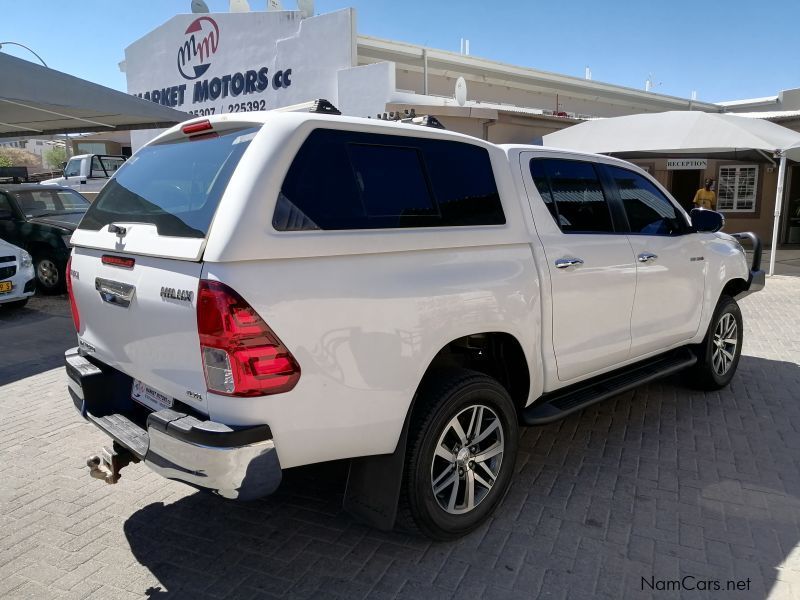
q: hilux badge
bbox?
[160,287,194,302]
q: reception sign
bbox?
[667,158,708,170]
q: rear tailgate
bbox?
[70,247,208,414]
[67,119,263,416]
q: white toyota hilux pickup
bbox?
[65,103,764,540]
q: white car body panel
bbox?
[626,233,707,356]
[202,245,540,468]
[67,112,753,470]
[0,239,35,304]
[70,248,209,414]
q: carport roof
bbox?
[0,53,186,139]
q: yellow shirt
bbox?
[693,188,716,210]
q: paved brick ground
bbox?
[1,281,799,600]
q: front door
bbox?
[670,169,702,213]
[605,165,706,356]
[0,193,23,249]
[525,156,637,382]
[784,165,800,244]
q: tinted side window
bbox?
[529,159,614,233]
[274,129,504,231]
[529,160,559,223]
[0,193,13,214]
[608,166,684,235]
[348,144,436,219]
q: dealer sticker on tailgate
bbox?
[131,379,173,412]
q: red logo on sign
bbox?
[177,16,219,80]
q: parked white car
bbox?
[64,106,764,539]
[0,237,35,308]
[40,154,126,195]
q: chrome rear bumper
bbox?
[65,347,282,500]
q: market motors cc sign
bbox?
[124,9,355,124]
[177,16,219,80]
[132,14,293,109]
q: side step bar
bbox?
[522,347,697,425]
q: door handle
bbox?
[555,257,584,269]
[637,252,658,263]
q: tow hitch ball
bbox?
[86,443,138,484]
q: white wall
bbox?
[124,9,356,150]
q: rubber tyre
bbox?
[687,295,743,390]
[2,298,29,310]
[34,254,63,294]
[396,369,518,541]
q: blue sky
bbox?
[1,0,797,103]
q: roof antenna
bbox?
[645,72,662,92]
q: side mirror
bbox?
[691,208,725,233]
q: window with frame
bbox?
[717,165,758,212]
[607,166,685,236]
[529,158,614,233]
[274,129,505,231]
[64,158,81,178]
[12,189,90,217]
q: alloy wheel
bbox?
[712,312,738,376]
[430,404,505,515]
[36,258,59,288]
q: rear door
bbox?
[524,156,637,382]
[69,124,260,415]
[603,165,706,356]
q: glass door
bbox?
[785,166,800,244]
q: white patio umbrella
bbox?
[542,111,800,156]
[543,112,800,276]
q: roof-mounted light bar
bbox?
[308,99,341,115]
[370,109,446,129]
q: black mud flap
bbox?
[343,409,411,531]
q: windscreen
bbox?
[79,127,259,238]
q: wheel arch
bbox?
[342,331,531,530]
[720,277,749,301]
[414,332,531,415]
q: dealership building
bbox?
[121,7,800,246]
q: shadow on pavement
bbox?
[123,355,800,599]
[0,294,75,385]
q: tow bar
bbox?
[86,442,139,484]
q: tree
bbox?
[0,147,42,170]
[0,155,11,168]
[43,146,66,169]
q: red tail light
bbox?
[197,280,300,397]
[66,257,80,332]
[182,120,213,135]
[102,254,135,268]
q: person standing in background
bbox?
[693,178,716,209]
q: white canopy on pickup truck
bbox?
[0,52,186,138]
